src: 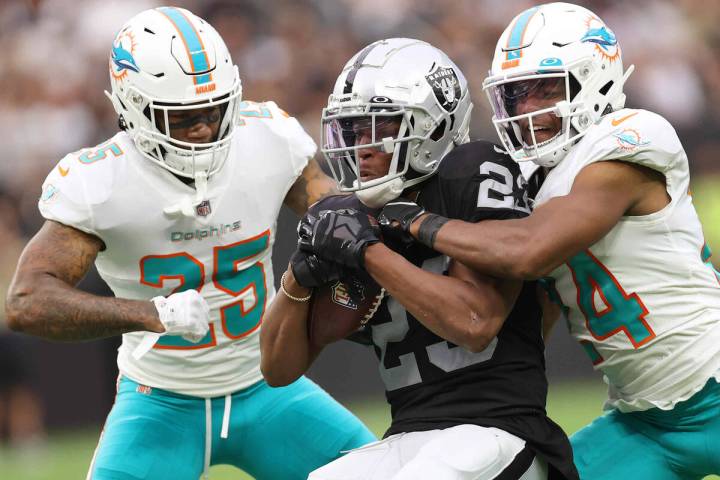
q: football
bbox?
[308,277,385,346]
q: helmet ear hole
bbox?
[568,73,581,100]
[430,119,447,141]
[599,80,614,96]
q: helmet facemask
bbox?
[321,92,469,207]
[322,96,423,190]
[484,63,590,168]
[113,76,241,180]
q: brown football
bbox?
[308,278,384,347]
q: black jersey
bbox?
[310,141,577,480]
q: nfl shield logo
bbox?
[331,281,362,309]
[196,200,212,217]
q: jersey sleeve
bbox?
[583,109,683,174]
[238,101,317,176]
[38,154,98,236]
[435,141,531,223]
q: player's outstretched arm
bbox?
[364,243,521,353]
[5,220,164,341]
[260,265,323,387]
[283,158,339,215]
[403,161,667,280]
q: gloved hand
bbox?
[151,289,210,343]
[298,209,381,269]
[378,198,448,248]
[290,249,346,289]
[377,198,426,245]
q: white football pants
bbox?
[307,424,548,480]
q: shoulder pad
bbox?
[581,109,682,172]
[236,100,317,165]
[433,140,531,220]
[38,135,131,236]
[437,140,515,180]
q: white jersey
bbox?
[38,101,315,397]
[534,108,720,412]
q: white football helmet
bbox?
[483,2,634,167]
[321,38,473,207]
[106,7,241,192]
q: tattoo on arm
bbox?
[284,157,339,215]
[6,221,159,341]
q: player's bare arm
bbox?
[363,243,521,353]
[260,266,323,387]
[302,209,521,353]
[407,160,668,280]
[5,220,163,340]
[283,157,339,215]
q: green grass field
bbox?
[1,381,717,479]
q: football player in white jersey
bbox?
[377,3,720,479]
[4,7,374,480]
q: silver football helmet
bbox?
[321,38,473,207]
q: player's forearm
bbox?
[260,274,319,386]
[5,273,161,341]
[364,244,505,352]
[410,216,551,280]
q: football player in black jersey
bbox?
[260,38,578,480]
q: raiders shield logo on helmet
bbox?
[425,66,461,112]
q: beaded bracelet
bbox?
[280,271,312,302]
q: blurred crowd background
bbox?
[0,0,718,456]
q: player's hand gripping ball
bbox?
[290,249,345,289]
[295,210,384,346]
[299,208,381,269]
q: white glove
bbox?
[152,289,211,342]
[132,290,210,360]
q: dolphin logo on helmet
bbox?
[581,26,617,48]
[111,44,140,74]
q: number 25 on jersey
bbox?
[140,231,270,349]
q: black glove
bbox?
[377,198,426,245]
[289,249,373,306]
[378,198,449,248]
[296,210,317,245]
[299,209,381,269]
[289,249,346,289]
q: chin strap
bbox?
[355,177,405,208]
[163,171,208,218]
